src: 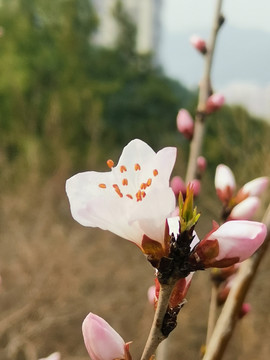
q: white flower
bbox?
[66,139,177,247]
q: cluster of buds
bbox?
[215,164,269,221]
[211,265,251,319]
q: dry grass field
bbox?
[0,159,270,360]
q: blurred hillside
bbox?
[0,1,270,360]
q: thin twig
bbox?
[140,282,176,360]
[202,204,270,360]
[185,0,224,184]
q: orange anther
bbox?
[146,178,152,186]
[153,169,158,177]
[107,159,114,169]
[140,183,147,190]
[134,163,141,171]
[112,184,123,198]
[98,183,106,189]
[136,190,142,202]
[126,194,133,199]
[120,165,127,173]
[141,191,146,198]
[122,178,128,186]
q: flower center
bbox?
[98,160,159,202]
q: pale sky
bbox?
[161,0,270,33]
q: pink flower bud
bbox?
[239,303,251,318]
[189,179,201,197]
[147,285,156,306]
[82,313,127,360]
[190,35,207,54]
[176,109,194,140]
[192,220,267,268]
[229,196,260,220]
[206,93,225,113]
[215,164,236,203]
[241,177,269,197]
[197,156,207,174]
[170,176,186,197]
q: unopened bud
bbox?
[191,220,266,268]
[229,196,260,220]
[206,93,225,113]
[215,164,236,204]
[189,179,201,197]
[241,176,269,197]
[190,35,207,54]
[82,313,129,360]
[170,176,186,197]
[197,156,207,174]
[239,303,251,318]
[176,109,194,140]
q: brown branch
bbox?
[185,0,224,183]
[202,204,270,360]
[140,282,176,360]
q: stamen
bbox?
[141,191,146,198]
[153,169,158,177]
[134,163,141,171]
[98,183,106,189]
[140,183,147,190]
[107,159,114,169]
[126,194,133,199]
[122,178,128,186]
[136,190,142,202]
[146,178,152,187]
[120,165,127,173]
[112,184,123,198]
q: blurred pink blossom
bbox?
[197,156,207,174]
[206,93,225,113]
[190,34,207,54]
[189,179,201,197]
[170,176,186,197]
[239,303,252,318]
[176,109,194,140]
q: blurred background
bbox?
[0,0,269,359]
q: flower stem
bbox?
[185,0,224,183]
[202,204,270,360]
[140,282,176,360]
